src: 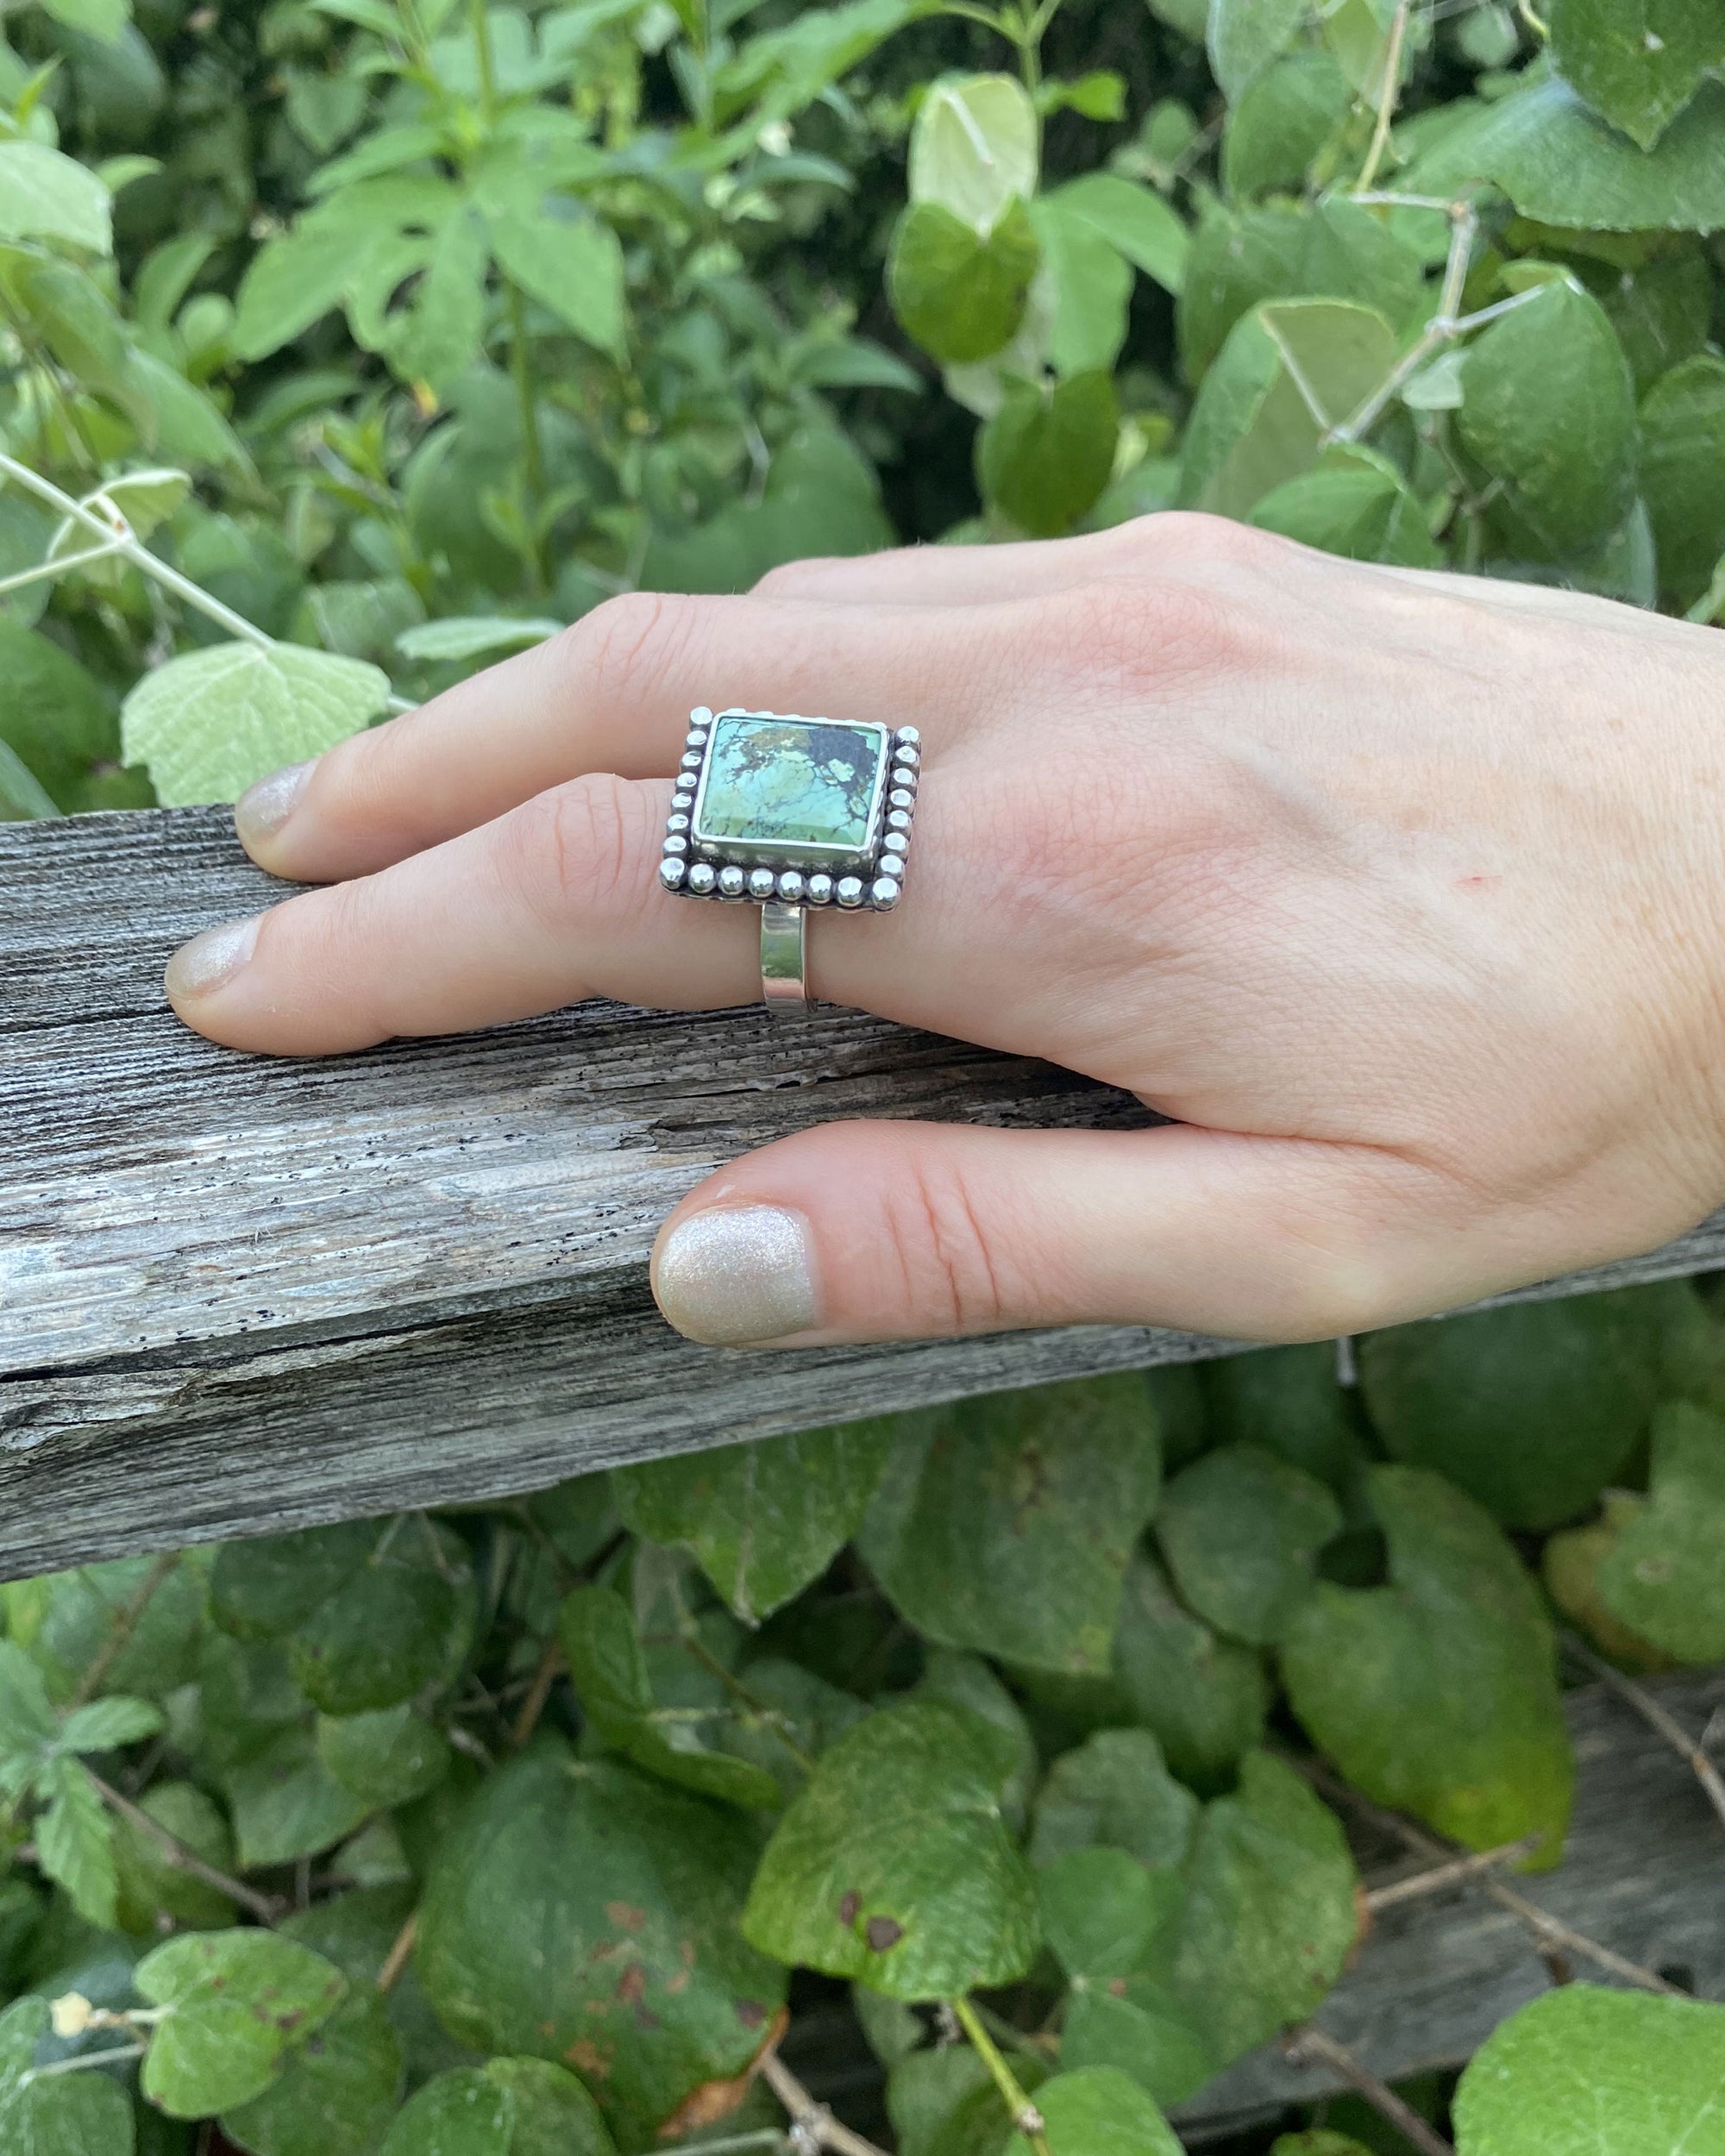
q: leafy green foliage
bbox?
[1282,1468,1573,1859]
[1452,1985,1725,2153]
[1155,1445,1342,1647]
[1595,1401,1725,1662]
[134,1929,347,2115]
[1004,2066,1182,2156]
[0,1994,135,2155]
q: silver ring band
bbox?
[760,900,808,1015]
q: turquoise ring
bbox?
[657,707,919,1016]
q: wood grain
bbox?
[6,805,1725,1578]
[1176,1672,1725,2136]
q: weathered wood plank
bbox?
[5,806,1724,1579]
[1175,1672,1725,2135]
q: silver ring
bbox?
[656,706,919,1018]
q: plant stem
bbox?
[504,278,548,519]
[1364,1833,1543,1911]
[71,1551,179,1708]
[759,2050,889,2156]
[21,2044,147,2084]
[1354,0,1411,194]
[0,536,129,595]
[510,1635,564,1747]
[1563,1634,1725,1836]
[378,1909,418,1993]
[0,453,274,650]
[467,0,497,117]
[83,1769,285,1924]
[950,1996,1049,2155]
[1283,2025,1454,2156]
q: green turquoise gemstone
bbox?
[693,714,887,854]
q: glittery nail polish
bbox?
[654,1205,818,1345]
[235,760,315,849]
[165,917,260,1001]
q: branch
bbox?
[1562,1636,1725,1837]
[71,1551,179,1708]
[511,1635,565,1749]
[1364,1833,1543,1912]
[377,1909,417,1994]
[758,2051,891,2156]
[1303,1758,1685,1997]
[1283,2024,1454,2156]
[84,1769,285,1925]
[1353,0,1412,195]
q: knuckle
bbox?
[751,555,846,599]
[510,771,644,927]
[880,1150,1014,1336]
[563,590,698,711]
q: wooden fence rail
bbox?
[5,805,1725,1580]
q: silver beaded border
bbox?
[656,706,919,914]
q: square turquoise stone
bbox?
[692,714,888,862]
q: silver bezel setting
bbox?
[659,708,918,912]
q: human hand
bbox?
[165,515,1725,1350]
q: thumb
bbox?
[649,1119,1458,1350]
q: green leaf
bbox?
[1040,172,1189,295]
[114,1781,238,1932]
[416,1747,787,2146]
[742,1701,1039,2000]
[213,1524,380,1641]
[487,208,627,362]
[0,1995,135,2156]
[1419,76,1725,232]
[1156,1445,1342,1647]
[317,1704,451,1808]
[1271,2137,1376,2155]
[1452,1985,1725,2154]
[978,372,1120,538]
[0,143,111,253]
[559,1585,784,1809]
[908,74,1038,234]
[1199,1344,1362,1489]
[135,1930,347,2117]
[858,1375,1163,1675]
[1179,298,1400,521]
[612,1420,895,1626]
[1029,202,1133,377]
[388,208,488,392]
[888,198,1039,367]
[1640,353,1725,604]
[1004,2067,1182,2156]
[1171,1751,1358,2067]
[223,1987,404,2156]
[1358,1287,1665,1529]
[1250,445,1444,568]
[1455,277,1638,558]
[1549,0,1725,149]
[60,1695,164,1753]
[396,617,562,662]
[1029,1728,1198,1871]
[1281,1465,1573,1858]
[1111,1551,1270,1791]
[1178,199,1424,381]
[0,623,114,812]
[5,1554,203,1705]
[380,2059,617,2155]
[223,1725,371,1868]
[1222,50,1353,200]
[0,1639,59,1758]
[1595,1401,1725,1663]
[36,1758,119,1929]
[1207,0,1305,97]
[1321,0,1402,92]
[1038,1847,1214,2106]
[120,641,388,807]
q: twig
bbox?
[1303,1758,1685,1996]
[377,1910,417,1994]
[84,1770,285,1924]
[1283,2024,1454,2156]
[1365,1833,1542,1911]
[511,1635,565,1748]
[759,2052,891,2156]
[1563,1636,1725,1836]
[1354,0,1411,195]
[71,1552,179,1708]
[950,1996,1049,2156]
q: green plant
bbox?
[0,1275,1722,2152]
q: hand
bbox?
[166,515,1725,1350]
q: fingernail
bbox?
[165,917,260,1002]
[235,760,315,848]
[654,1204,819,1346]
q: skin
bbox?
[165,512,1725,1347]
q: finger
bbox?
[166,774,772,1054]
[649,1119,1514,1347]
[238,591,1010,887]
[750,524,1151,607]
